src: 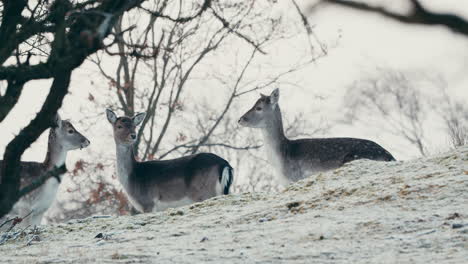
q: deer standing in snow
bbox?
[239,88,395,184]
[106,109,233,213]
[0,114,90,226]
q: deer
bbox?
[238,88,395,185]
[0,114,90,227]
[106,109,233,213]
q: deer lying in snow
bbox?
[239,88,395,184]
[106,109,233,213]
[0,114,90,226]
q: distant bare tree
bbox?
[434,78,468,148]
[443,102,468,148]
[343,68,468,157]
[343,69,428,156]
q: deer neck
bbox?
[43,129,67,171]
[261,106,287,149]
[261,106,288,168]
[115,143,137,188]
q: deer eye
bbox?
[68,129,74,134]
[256,107,262,111]
[117,125,123,129]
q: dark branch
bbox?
[158,141,261,160]
[0,0,146,219]
[18,165,67,197]
[291,0,327,56]
[0,0,27,64]
[193,143,261,151]
[0,79,25,122]
[211,8,267,55]
[140,0,212,23]
[0,70,72,218]
[319,0,468,36]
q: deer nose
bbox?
[238,116,247,123]
[82,138,90,146]
[130,134,136,139]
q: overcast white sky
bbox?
[1,0,468,167]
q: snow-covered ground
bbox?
[1,146,467,263]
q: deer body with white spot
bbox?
[239,89,395,184]
[0,114,90,226]
[106,109,233,213]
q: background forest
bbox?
[0,0,467,223]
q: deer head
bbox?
[106,109,146,146]
[239,88,280,128]
[53,113,90,150]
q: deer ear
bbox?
[132,112,146,126]
[106,109,117,124]
[270,88,279,105]
[54,113,62,128]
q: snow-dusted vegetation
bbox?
[1,146,466,263]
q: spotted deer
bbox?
[239,88,395,185]
[106,109,233,213]
[0,114,90,226]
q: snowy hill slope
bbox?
[0,146,467,263]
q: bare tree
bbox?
[0,0,148,219]
[343,69,428,156]
[433,78,468,148]
[442,102,468,148]
[343,68,468,157]
[91,1,328,180]
[90,0,293,161]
